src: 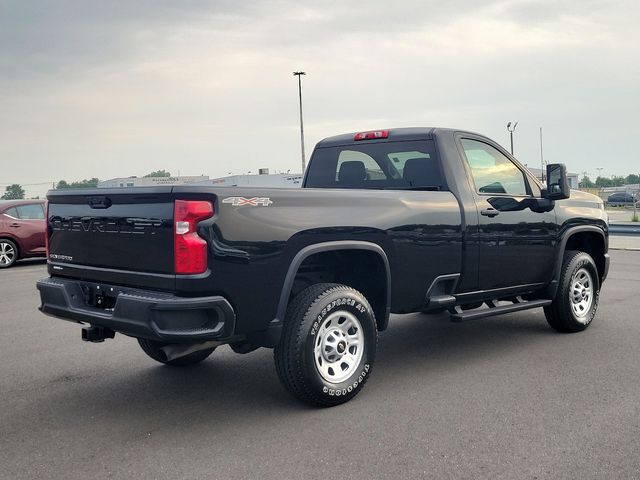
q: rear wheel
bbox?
[137,338,215,366]
[0,239,18,268]
[544,250,600,332]
[275,283,377,407]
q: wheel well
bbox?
[564,231,606,281]
[290,250,389,330]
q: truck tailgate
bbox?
[47,188,176,290]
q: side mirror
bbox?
[544,163,570,200]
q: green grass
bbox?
[632,213,639,222]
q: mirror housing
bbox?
[544,163,570,200]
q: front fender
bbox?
[548,225,608,298]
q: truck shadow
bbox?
[376,310,553,372]
[7,258,47,269]
[22,310,558,431]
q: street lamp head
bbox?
[513,121,518,130]
[507,122,511,129]
[293,71,306,76]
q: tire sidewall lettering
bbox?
[310,296,368,337]
[566,254,600,326]
[316,365,369,398]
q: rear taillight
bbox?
[44,201,49,259]
[174,200,214,274]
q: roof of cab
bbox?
[315,127,468,148]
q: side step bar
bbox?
[449,297,552,323]
[427,294,456,308]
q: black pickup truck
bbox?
[37,127,609,406]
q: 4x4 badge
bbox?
[222,197,273,207]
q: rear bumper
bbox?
[37,277,236,343]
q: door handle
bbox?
[10,223,21,228]
[480,208,500,217]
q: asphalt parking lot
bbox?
[1,252,639,480]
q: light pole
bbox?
[293,71,306,173]
[507,121,518,155]
[634,172,639,221]
[539,127,545,181]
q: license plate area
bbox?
[80,283,122,310]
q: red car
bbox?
[0,200,47,268]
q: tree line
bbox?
[579,174,640,188]
[1,171,172,199]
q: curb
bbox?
[609,247,640,251]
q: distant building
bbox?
[98,175,209,188]
[194,169,303,188]
[98,170,302,189]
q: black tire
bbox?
[0,239,18,268]
[274,283,377,407]
[137,338,215,366]
[544,250,600,333]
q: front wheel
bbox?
[544,250,600,333]
[275,283,377,407]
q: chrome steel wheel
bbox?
[0,241,16,266]
[570,267,594,323]
[314,310,364,384]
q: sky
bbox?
[1,0,639,198]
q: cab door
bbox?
[458,136,558,291]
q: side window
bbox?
[461,139,528,196]
[3,207,18,218]
[15,204,45,220]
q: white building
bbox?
[98,170,303,189]
[98,175,209,188]
[194,170,303,188]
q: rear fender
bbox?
[259,241,391,347]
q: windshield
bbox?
[304,140,445,190]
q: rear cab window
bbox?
[305,140,446,191]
